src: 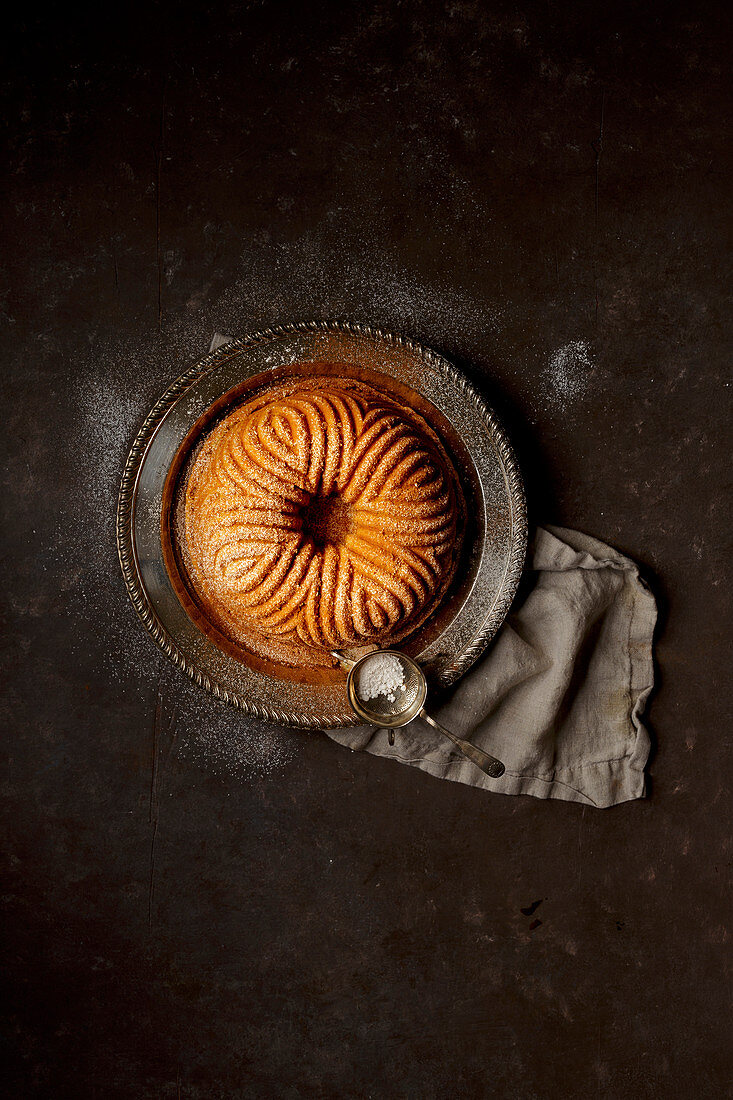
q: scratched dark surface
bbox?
[2,2,731,1097]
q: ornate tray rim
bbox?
[116,320,527,727]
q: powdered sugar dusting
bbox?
[356,653,406,703]
[77,374,141,516]
[208,236,506,351]
[173,685,298,779]
[544,340,595,410]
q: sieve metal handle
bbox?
[420,709,505,779]
[330,649,355,670]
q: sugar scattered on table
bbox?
[543,340,595,411]
[176,693,297,779]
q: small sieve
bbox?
[332,649,505,779]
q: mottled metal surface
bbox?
[2,3,731,1099]
[119,322,526,726]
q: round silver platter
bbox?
[117,321,527,728]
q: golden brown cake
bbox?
[184,376,462,666]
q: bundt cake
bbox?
[183,376,462,666]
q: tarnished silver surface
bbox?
[116,321,527,728]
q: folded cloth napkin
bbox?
[209,335,657,807]
[325,525,656,808]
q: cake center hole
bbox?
[301,495,353,548]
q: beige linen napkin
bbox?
[210,335,657,807]
[325,525,656,808]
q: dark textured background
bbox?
[2,2,731,1097]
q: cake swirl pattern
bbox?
[185,378,461,654]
